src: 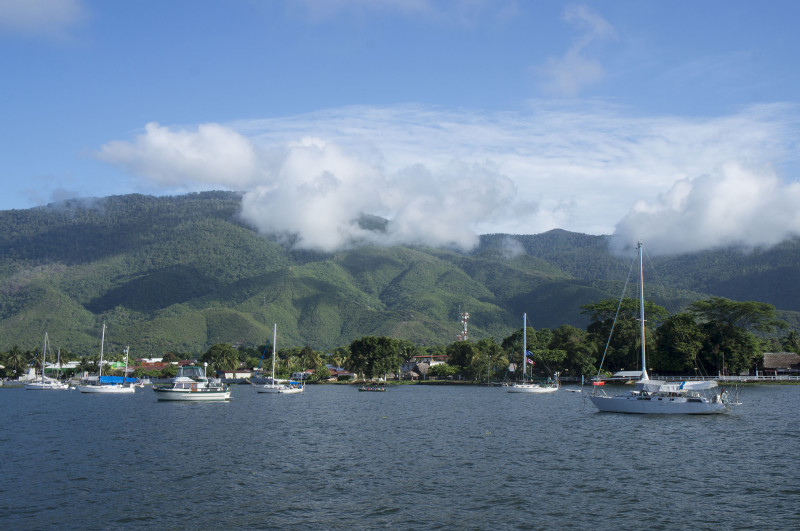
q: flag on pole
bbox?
[526,358,534,365]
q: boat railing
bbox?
[657,375,800,383]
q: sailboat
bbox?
[256,324,304,394]
[77,324,135,394]
[589,241,730,414]
[507,313,559,394]
[24,332,70,390]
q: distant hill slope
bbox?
[1,191,798,355]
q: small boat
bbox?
[589,241,731,414]
[153,364,231,401]
[24,333,69,391]
[256,324,304,394]
[507,314,559,394]
[77,326,136,394]
[358,385,386,392]
[278,382,304,394]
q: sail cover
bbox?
[679,380,718,390]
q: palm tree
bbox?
[27,348,42,372]
[782,330,800,354]
[55,349,72,380]
[5,345,27,378]
[76,355,99,375]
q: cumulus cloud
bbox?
[240,139,516,252]
[0,0,86,38]
[241,137,388,251]
[611,162,800,255]
[97,122,261,189]
[96,102,799,254]
[539,4,616,96]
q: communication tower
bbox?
[456,310,469,342]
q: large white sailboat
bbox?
[24,332,69,390]
[589,241,731,414]
[256,324,304,394]
[507,313,559,394]
[77,324,135,394]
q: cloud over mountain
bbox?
[97,102,800,254]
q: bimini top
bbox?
[638,380,719,393]
[177,366,206,380]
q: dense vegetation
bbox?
[1,191,799,365]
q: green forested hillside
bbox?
[1,191,798,356]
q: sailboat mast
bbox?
[41,332,47,383]
[99,322,106,378]
[271,323,277,382]
[638,241,649,381]
[522,313,527,380]
[123,346,129,384]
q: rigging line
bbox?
[594,247,637,381]
[642,247,680,317]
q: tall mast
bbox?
[123,346,129,384]
[271,323,277,382]
[99,322,106,378]
[522,313,527,380]
[41,332,47,383]
[638,241,649,381]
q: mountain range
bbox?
[2,191,798,356]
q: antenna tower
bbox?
[456,310,470,342]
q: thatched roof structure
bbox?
[762,352,800,370]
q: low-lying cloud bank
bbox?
[96,102,800,255]
[611,162,800,255]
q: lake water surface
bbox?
[1,384,798,529]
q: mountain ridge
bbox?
[1,191,798,355]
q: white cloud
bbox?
[539,4,616,97]
[96,102,799,254]
[611,162,800,255]
[97,122,261,189]
[240,137,387,252]
[0,0,86,38]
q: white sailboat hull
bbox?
[257,384,304,394]
[256,384,283,394]
[507,383,558,393]
[589,394,728,414]
[77,384,135,394]
[24,381,69,390]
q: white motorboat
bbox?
[153,364,231,401]
[507,313,559,394]
[589,241,731,414]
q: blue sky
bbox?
[1,0,799,254]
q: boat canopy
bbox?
[679,380,718,390]
[635,380,666,392]
[99,375,138,384]
[178,366,205,379]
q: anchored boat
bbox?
[153,364,231,401]
[589,241,731,414]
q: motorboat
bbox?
[153,364,231,401]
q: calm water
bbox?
[1,384,798,530]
